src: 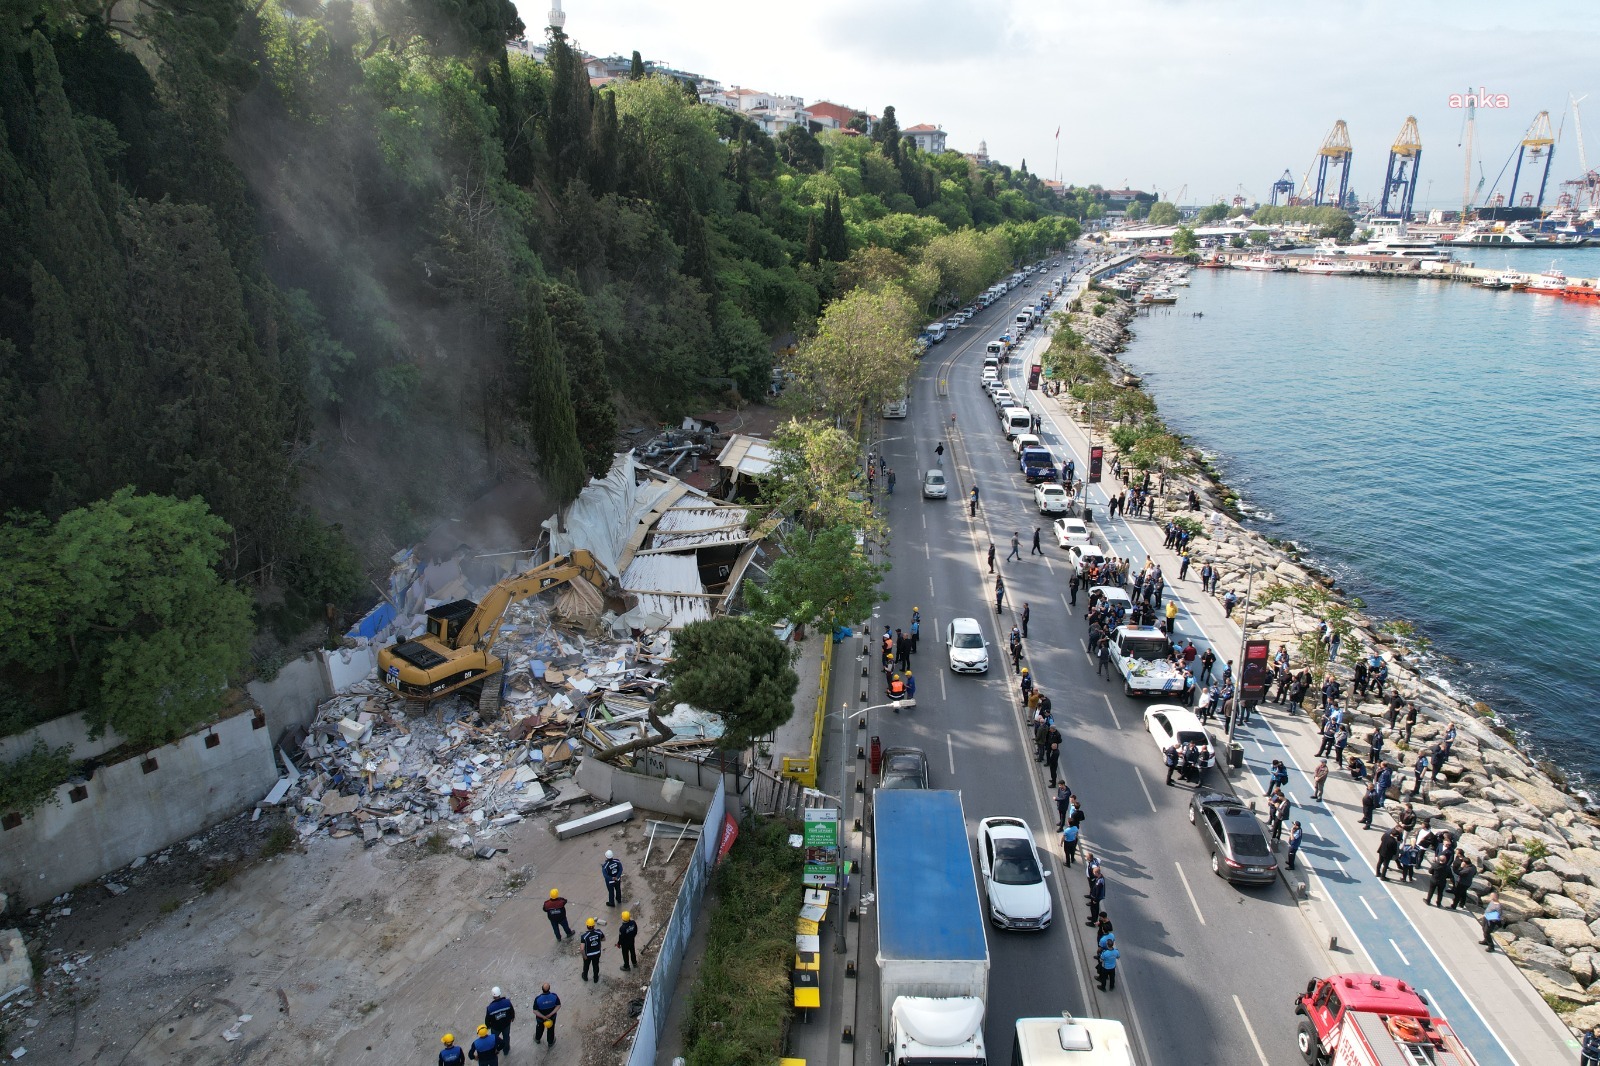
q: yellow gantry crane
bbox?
[1508,110,1557,209]
[1312,120,1353,207]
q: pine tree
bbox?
[821,193,848,262]
[875,104,900,165]
[629,50,645,79]
[514,281,587,508]
[804,216,820,266]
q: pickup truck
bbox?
[1111,625,1192,698]
[1020,446,1057,483]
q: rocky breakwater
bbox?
[1159,485,1600,1031]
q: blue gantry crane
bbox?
[1269,169,1296,206]
[1378,116,1422,218]
[1507,110,1556,210]
[1313,120,1353,207]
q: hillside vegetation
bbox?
[0,0,1073,747]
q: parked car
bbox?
[976,816,1053,930]
[1011,432,1042,456]
[879,747,930,790]
[1064,543,1110,577]
[1053,517,1091,546]
[1187,790,1278,885]
[1034,483,1071,515]
[946,617,989,674]
[921,469,948,499]
[1144,705,1218,769]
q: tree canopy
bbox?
[664,617,799,751]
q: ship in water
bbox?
[1445,221,1589,249]
[1297,258,1364,275]
[1233,254,1284,272]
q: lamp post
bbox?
[1227,563,1262,748]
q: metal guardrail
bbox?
[781,639,832,787]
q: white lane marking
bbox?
[1233,996,1271,1066]
[1133,766,1158,813]
[1174,862,1207,925]
[1060,593,1071,613]
[1390,939,1411,966]
[1043,555,1053,574]
[1252,738,1265,752]
[1332,858,1347,877]
[1101,693,1122,731]
[948,734,956,774]
[925,543,930,560]
[1359,895,1378,919]
[939,668,947,700]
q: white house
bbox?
[901,123,947,153]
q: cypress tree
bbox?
[26,262,95,511]
[545,31,593,186]
[803,216,820,266]
[514,282,587,508]
[629,50,645,79]
[822,193,848,262]
[587,89,618,194]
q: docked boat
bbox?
[1448,223,1588,248]
[1560,279,1600,303]
[1524,270,1569,296]
[1475,276,1511,290]
[1297,258,1364,275]
[1234,255,1284,272]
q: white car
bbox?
[1011,432,1042,456]
[922,469,948,499]
[976,817,1053,931]
[1144,705,1218,769]
[1064,543,1110,577]
[946,617,989,674]
[981,368,999,388]
[1034,483,1070,515]
[1053,517,1090,546]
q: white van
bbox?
[1002,407,1032,437]
[1015,310,1034,332]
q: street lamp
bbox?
[1226,563,1263,747]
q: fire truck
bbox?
[1294,973,1478,1066]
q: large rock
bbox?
[1573,848,1600,884]
[1536,917,1598,951]
[1506,776,1577,816]
[1565,1002,1600,1033]
[1564,883,1600,921]
[1522,961,1596,1004]
[1546,895,1592,922]
[1544,852,1590,885]
[1475,826,1506,850]
[1500,888,1543,923]
[1510,937,1571,969]
[1429,788,1467,807]
[0,928,29,993]
[1572,952,1600,985]
[1523,869,1567,900]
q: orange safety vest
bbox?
[889,680,905,697]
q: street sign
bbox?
[802,807,840,885]
[1240,638,1271,702]
[1088,445,1104,483]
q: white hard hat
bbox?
[491,986,502,997]
[605,850,614,859]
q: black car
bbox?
[1187,790,1278,885]
[879,747,930,790]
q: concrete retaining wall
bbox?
[0,712,126,764]
[575,759,716,820]
[247,655,333,743]
[0,710,279,906]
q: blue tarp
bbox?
[874,790,987,963]
[348,601,397,640]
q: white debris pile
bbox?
[277,611,673,846]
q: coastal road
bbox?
[857,259,1328,1066]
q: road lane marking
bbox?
[924,543,930,560]
[1359,895,1378,919]
[1133,766,1158,813]
[1174,862,1207,925]
[1101,693,1121,731]
[1391,939,1411,966]
[1233,996,1271,1066]
[948,734,956,774]
[939,668,947,700]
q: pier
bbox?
[1191,248,1600,297]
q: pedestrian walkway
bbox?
[1020,343,1574,1066]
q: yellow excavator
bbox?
[377,550,618,712]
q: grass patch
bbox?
[1543,992,1585,1014]
[159,898,181,915]
[682,816,803,1066]
[420,831,450,855]
[261,822,296,857]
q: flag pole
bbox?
[1053,124,1061,183]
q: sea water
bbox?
[1119,249,1600,783]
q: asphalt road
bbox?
[860,258,1328,1066]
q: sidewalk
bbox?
[1024,350,1575,1065]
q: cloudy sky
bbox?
[516,0,1600,210]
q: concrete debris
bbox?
[0,931,31,997]
[555,802,635,840]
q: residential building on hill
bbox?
[902,123,947,153]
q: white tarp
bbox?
[544,452,676,579]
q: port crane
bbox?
[1379,116,1423,218]
[1310,120,1353,207]
[1269,169,1296,206]
[1558,93,1598,212]
[1507,111,1557,210]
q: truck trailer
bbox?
[875,789,990,1066]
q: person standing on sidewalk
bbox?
[1008,531,1021,561]
[1375,826,1402,879]
[1315,717,1337,758]
[987,542,995,572]
[970,486,980,516]
[1479,892,1505,951]
[1045,742,1062,789]
[1285,821,1303,870]
[1095,937,1120,992]
[1359,783,1379,829]
[1425,853,1452,907]
[1096,637,1112,678]
[886,468,896,495]
[532,984,561,1047]
[1068,572,1080,606]
[1449,856,1478,910]
[1311,759,1329,801]
[1165,599,1178,637]
[580,918,606,982]
[1054,783,1073,831]
[1199,647,1216,685]
[995,574,1006,614]
[1021,602,1031,638]
[910,610,920,652]
[1085,866,1106,925]
[1061,821,1080,866]
[1032,528,1043,555]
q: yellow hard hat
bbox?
[586,917,597,928]
[442,1034,455,1046]
[1022,667,1029,674]
[892,672,901,680]
[622,910,632,920]
[550,888,560,898]
[905,670,912,676]
[478,1025,490,1036]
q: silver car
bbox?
[922,469,948,499]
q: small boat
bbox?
[1297,258,1363,275]
[1475,276,1510,290]
[1525,269,1569,296]
[1560,280,1600,304]
[1233,255,1284,272]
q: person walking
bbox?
[544,888,573,940]
[1053,783,1073,831]
[970,486,980,516]
[1311,759,1329,801]
[1031,528,1043,555]
[1285,821,1304,870]
[1045,742,1062,789]
[1008,532,1021,561]
[580,918,606,982]
[617,910,639,970]
[440,1033,467,1066]
[1095,937,1120,992]
[1375,826,1402,879]
[485,987,516,1055]
[1020,602,1031,638]
[1359,784,1378,829]
[602,851,624,907]
[532,983,561,1047]
[934,442,944,466]
[886,467,896,495]
[1061,821,1080,866]
[987,542,996,572]
[1449,857,1477,910]
[1199,647,1216,685]
[1410,751,1431,798]
[468,1025,500,1065]
[1315,717,1338,758]
[1424,853,1452,907]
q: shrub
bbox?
[0,740,74,821]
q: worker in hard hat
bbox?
[468,1023,500,1064]
[903,671,915,700]
[602,849,624,907]
[543,887,573,940]
[532,983,561,1046]
[888,672,906,699]
[580,917,606,982]
[618,910,639,971]
[484,986,515,1055]
[439,1033,465,1066]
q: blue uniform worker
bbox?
[580,919,606,982]
[603,851,624,907]
[533,983,561,1046]
[468,1025,500,1065]
[484,988,515,1054]
[439,1034,466,1066]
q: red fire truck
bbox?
[1294,973,1479,1066]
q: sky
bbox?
[515,0,1600,210]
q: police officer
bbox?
[618,910,639,970]
[602,850,624,907]
[580,917,606,982]
[468,1024,500,1065]
[439,1033,465,1066]
[543,888,573,940]
[532,983,561,1047]
[484,986,515,1055]
[1095,936,1120,992]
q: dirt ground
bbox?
[4,799,688,1065]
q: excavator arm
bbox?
[456,549,611,651]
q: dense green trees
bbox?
[1146,201,1179,226]
[664,617,798,750]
